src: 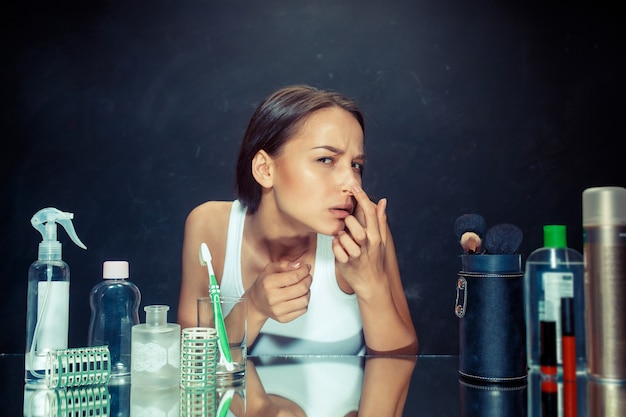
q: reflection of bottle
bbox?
[524,225,585,373]
[130,385,180,417]
[588,377,626,415]
[23,385,51,417]
[583,186,626,381]
[131,305,180,388]
[25,208,87,385]
[108,382,131,417]
[540,377,558,417]
[528,368,579,417]
[88,261,141,379]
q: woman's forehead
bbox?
[287,108,364,149]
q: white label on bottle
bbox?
[36,281,69,349]
[132,342,167,372]
[168,342,180,369]
[541,272,574,364]
[26,281,69,373]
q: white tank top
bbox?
[220,200,365,355]
[253,356,363,416]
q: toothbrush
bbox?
[199,242,234,371]
[217,388,234,417]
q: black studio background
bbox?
[1,0,624,355]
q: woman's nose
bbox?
[339,165,361,193]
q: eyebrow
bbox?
[312,145,366,160]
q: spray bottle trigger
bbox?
[31,207,87,249]
[56,214,87,249]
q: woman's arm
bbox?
[178,202,229,329]
[358,356,416,416]
[333,184,418,354]
[359,230,418,354]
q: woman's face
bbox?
[268,106,365,236]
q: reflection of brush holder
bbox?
[459,378,527,417]
[455,254,527,384]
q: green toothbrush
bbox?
[199,242,234,371]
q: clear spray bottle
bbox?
[25,207,87,386]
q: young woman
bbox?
[177,85,418,355]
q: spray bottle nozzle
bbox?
[31,207,87,260]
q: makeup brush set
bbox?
[453,213,527,385]
[454,213,523,256]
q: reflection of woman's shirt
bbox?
[220,200,365,355]
[253,356,364,417]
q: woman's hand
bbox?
[244,261,312,344]
[332,184,418,354]
[332,183,389,298]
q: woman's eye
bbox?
[317,157,363,172]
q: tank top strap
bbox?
[221,200,246,297]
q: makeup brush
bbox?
[454,214,487,254]
[483,223,523,254]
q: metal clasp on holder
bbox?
[455,276,467,318]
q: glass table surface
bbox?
[2,353,624,416]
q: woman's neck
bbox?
[246,204,316,263]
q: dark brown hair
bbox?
[235,85,364,213]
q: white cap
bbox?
[103,261,129,279]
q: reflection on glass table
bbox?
[247,355,415,417]
[3,354,625,416]
[13,354,416,417]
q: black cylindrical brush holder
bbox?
[455,254,527,384]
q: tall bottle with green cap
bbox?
[524,225,585,373]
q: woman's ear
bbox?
[251,150,274,188]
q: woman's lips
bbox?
[329,206,353,219]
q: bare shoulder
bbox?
[183,201,233,278]
[186,201,233,226]
[184,201,233,246]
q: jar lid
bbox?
[103,260,129,279]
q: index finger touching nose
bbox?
[350,183,367,202]
[350,183,376,215]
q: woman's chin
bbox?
[324,225,346,237]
